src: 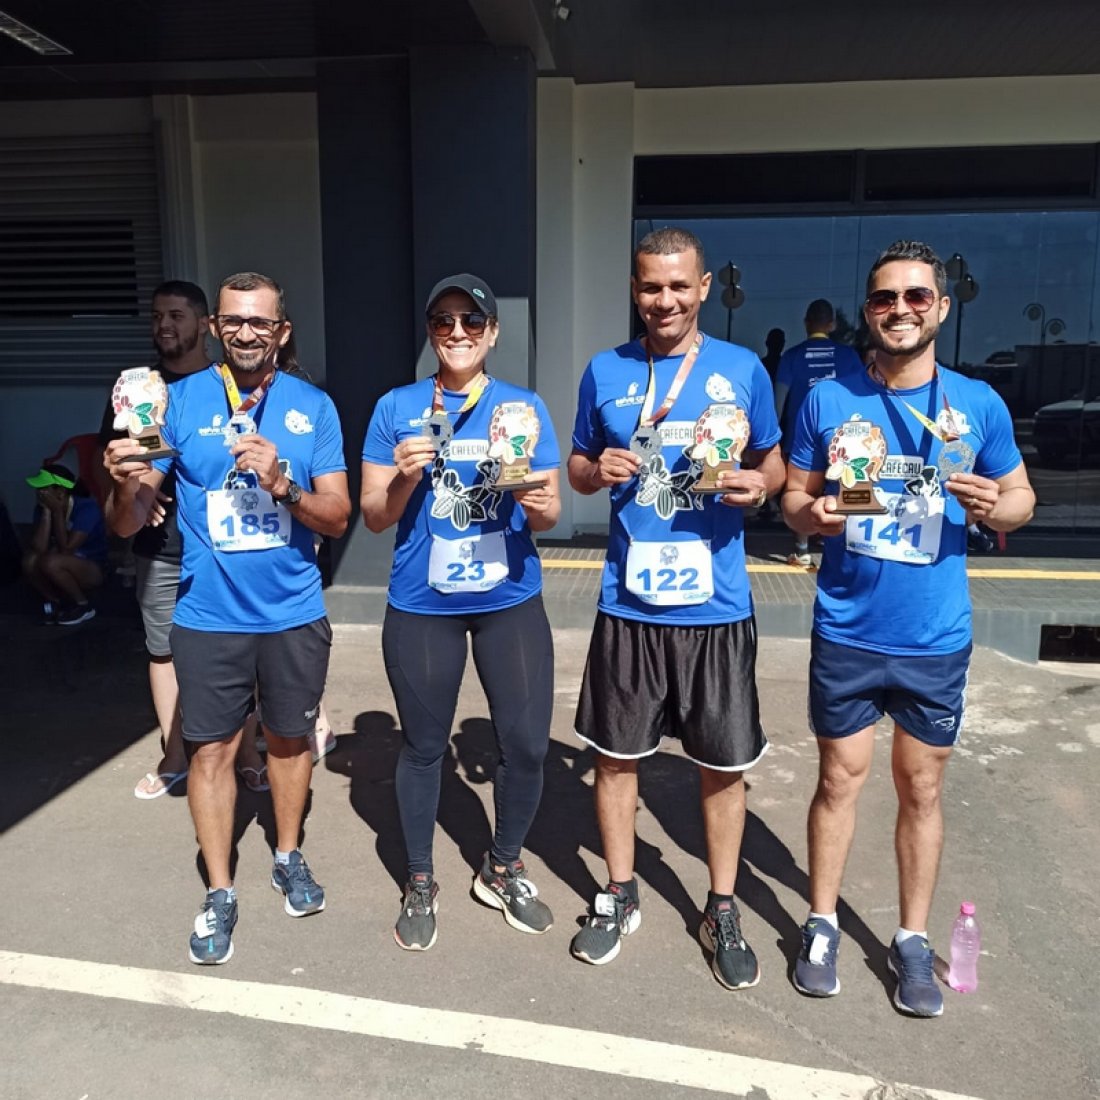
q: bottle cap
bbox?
[960,901,976,915]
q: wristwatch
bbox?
[272,480,303,506]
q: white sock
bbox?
[808,911,838,929]
[275,849,294,865]
[894,926,926,944]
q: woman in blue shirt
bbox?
[361,274,560,952]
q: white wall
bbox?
[535,72,1100,534]
[191,94,326,381]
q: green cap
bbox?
[26,467,75,490]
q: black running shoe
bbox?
[570,882,640,965]
[699,899,760,990]
[472,855,553,934]
[394,873,439,951]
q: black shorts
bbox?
[575,611,768,771]
[171,618,332,743]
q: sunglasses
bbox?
[216,315,283,337]
[428,311,490,336]
[865,287,938,315]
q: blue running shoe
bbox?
[888,935,944,1017]
[793,919,841,996]
[271,851,326,917]
[188,889,237,965]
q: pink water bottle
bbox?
[947,902,981,992]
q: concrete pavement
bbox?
[2,604,1098,1099]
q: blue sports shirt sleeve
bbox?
[361,391,399,466]
[571,364,605,457]
[531,394,561,470]
[310,393,347,478]
[746,357,781,450]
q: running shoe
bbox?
[271,851,326,917]
[787,545,813,568]
[395,873,439,951]
[472,855,553,934]
[58,603,95,626]
[570,882,640,965]
[699,898,760,990]
[188,889,237,965]
[888,935,944,1017]
[793,918,841,996]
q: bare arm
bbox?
[513,468,562,532]
[103,438,165,538]
[944,463,1035,533]
[566,446,640,496]
[782,464,847,539]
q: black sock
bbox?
[707,890,734,909]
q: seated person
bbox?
[22,463,107,624]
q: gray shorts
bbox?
[135,555,179,658]
[170,619,332,743]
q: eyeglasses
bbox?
[215,315,283,336]
[428,311,490,336]
[865,287,938,315]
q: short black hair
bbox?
[216,272,286,319]
[634,226,706,276]
[42,461,90,498]
[805,299,835,327]
[152,280,208,316]
[866,240,947,298]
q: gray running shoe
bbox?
[271,851,326,917]
[472,855,553,934]
[395,873,439,951]
[793,918,841,996]
[188,889,237,965]
[699,899,760,990]
[570,882,640,965]
[888,935,943,1017]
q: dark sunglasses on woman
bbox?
[428,311,490,336]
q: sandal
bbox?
[308,726,336,765]
[236,764,270,793]
[134,769,188,800]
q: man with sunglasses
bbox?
[568,227,785,988]
[783,240,1034,1016]
[104,272,351,965]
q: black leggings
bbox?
[382,595,554,875]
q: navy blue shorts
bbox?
[809,633,971,748]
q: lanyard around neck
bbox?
[638,332,703,429]
[432,371,490,416]
[219,362,275,416]
[869,359,959,442]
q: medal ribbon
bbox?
[431,371,491,417]
[869,360,960,442]
[637,332,704,431]
[219,362,275,418]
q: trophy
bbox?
[825,415,888,514]
[111,367,176,462]
[689,404,751,493]
[487,402,547,491]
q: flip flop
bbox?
[236,764,270,793]
[134,770,188,800]
[308,727,336,765]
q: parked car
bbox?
[1032,392,1100,464]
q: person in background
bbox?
[761,327,785,382]
[774,300,863,566]
[22,462,106,625]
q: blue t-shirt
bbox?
[70,497,108,564]
[789,365,1023,655]
[572,335,780,626]
[153,366,346,633]
[362,376,560,616]
[776,337,863,452]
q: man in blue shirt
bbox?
[568,227,785,990]
[774,299,863,566]
[104,272,350,965]
[783,241,1034,1016]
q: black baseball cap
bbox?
[425,273,497,318]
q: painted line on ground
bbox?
[542,559,1100,580]
[1,949,981,1100]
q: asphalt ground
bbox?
[2,587,1099,1100]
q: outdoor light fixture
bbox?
[552,1,571,22]
[0,10,72,55]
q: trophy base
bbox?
[832,487,887,515]
[491,473,548,493]
[690,484,729,495]
[120,446,177,463]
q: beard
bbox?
[223,341,275,373]
[866,318,940,359]
[154,328,201,362]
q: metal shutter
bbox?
[0,133,164,384]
